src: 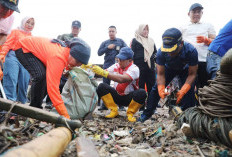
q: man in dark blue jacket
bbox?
[138,28,198,122]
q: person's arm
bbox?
[107,72,132,83]
[131,39,136,51]
[156,64,169,99]
[46,58,70,119]
[1,30,16,54]
[97,41,108,56]
[185,65,198,85]
[0,30,16,61]
[156,64,165,85]
[121,39,127,48]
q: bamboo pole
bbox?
[3,127,72,157]
[0,98,82,130]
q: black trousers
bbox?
[139,69,156,96]
[97,83,147,106]
[197,62,209,89]
[15,49,47,109]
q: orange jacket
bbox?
[1,29,32,56]
[15,36,70,108]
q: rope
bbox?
[177,71,232,148]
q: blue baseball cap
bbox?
[189,3,203,12]
[72,20,81,28]
[0,0,20,12]
[161,28,182,53]
[116,47,134,60]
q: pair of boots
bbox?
[101,93,142,122]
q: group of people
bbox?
[1,0,232,123]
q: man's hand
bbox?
[176,84,191,104]
[0,68,3,80]
[0,54,5,63]
[91,65,109,78]
[108,44,115,49]
[158,85,169,99]
[196,36,212,46]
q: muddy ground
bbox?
[1,106,232,157]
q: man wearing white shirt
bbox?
[179,3,216,89]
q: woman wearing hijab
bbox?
[0,16,35,104]
[131,24,157,96]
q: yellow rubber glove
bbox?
[176,84,191,104]
[158,85,169,99]
[91,65,109,78]
[80,63,92,70]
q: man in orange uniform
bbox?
[14,37,91,119]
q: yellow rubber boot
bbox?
[127,99,142,122]
[101,93,118,118]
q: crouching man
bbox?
[92,47,147,122]
[139,28,198,122]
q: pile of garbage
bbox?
[1,107,232,157]
[75,107,232,157]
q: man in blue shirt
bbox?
[207,19,232,79]
[138,28,198,122]
[98,26,127,110]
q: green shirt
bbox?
[57,33,75,41]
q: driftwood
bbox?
[76,136,99,157]
[0,98,82,130]
[3,127,72,157]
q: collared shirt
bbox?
[57,33,75,42]
[107,62,139,95]
[98,38,127,69]
[0,15,14,35]
[208,19,232,57]
[179,22,216,62]
[156,42,198,71]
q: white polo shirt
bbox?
[179,22,216,62]
[107,62,139,95]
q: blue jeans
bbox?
[206,51,221,80]
[142,67,196,118]
[3,50,30,103]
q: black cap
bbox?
[72,20,81,28]
[161,28,182,53]
[69,38,91,64]
[189,3,203,12]
[0,0,20,13]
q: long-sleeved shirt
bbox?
[1,29,32,56]
[131,38,157,71]
[15,36,70,108]
[98,38,127,69]
[208,19,232,57]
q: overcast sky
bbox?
[12,0,231,64]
